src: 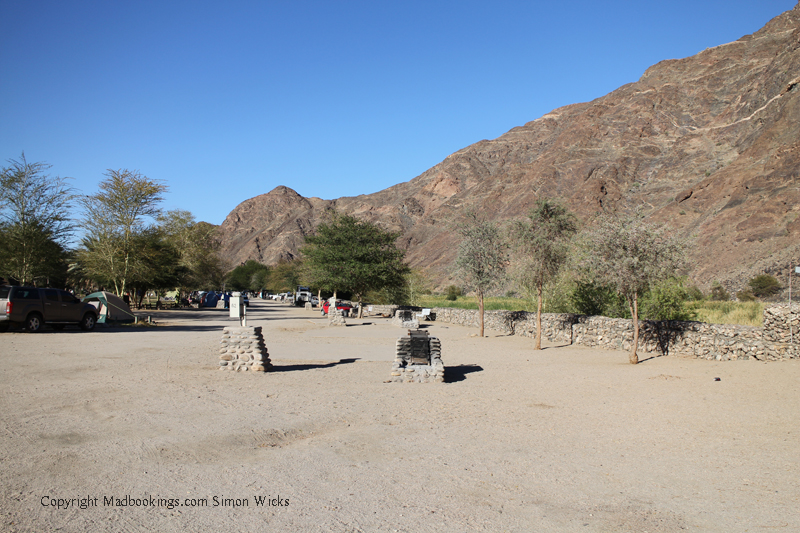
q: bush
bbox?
[570,280,629,318]
[737,289,756,302]
[748,274,781,298]
[709,282,730,301]
[542,274,577,314]
[367,285,409,306]
[639,277,696,321]
[445,285,462,301]
[685,284,705,301]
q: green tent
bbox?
[82,291,136,323]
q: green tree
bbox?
[454,211,508,337]
[580,210,688,364]
[509,199,578,349]
[78,169,167,296]
[748,274,781,298]
[126,228,185,307]
[0,154,74,285]
[405,269,431,307]
[268,259,303,294]
[227,260,271,292]
[301,212,409,318]
[158,210,227,293]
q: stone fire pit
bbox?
[390,329,444,383]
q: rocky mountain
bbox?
[216,4,800,293]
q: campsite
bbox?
[1,298,798,532]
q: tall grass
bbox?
[686,301,763,327]
[418,296,765,327]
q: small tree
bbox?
[301,212,409,317]
[0,154,74,285]
[158,210,226,295]
[509,199,578,349]
[580,211,688,364]
[227,260,271,292]
[748,274,781,298]
[454,211,508,337]
[78,169,167,296]
[268,259,302,294]
[406,269,431,307]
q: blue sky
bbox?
[1,0,796,229]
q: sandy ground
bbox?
[1,299,798,532]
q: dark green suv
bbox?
[0,286,98,332]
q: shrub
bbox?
[748,274,781,298]
[445,285,462,301]
[570,280,628,317]
[709,282,730,301]
[685,284,705,301]
[737,289,756,302]
[639,277,696,321]
[542,274,577,314]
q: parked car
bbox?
[321,300,353,316]
[0,286,98,332]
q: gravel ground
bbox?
[1,299,798,532]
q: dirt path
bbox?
[1,300,798,532]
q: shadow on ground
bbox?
[270,358,361,372]
[445,364,484,383]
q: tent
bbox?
[82,291,136,323]
[201,291,220,307]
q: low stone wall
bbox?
[218,326,272,372]
[392,310,419,329]
[431,306,798,362]
[763,303,800,343]
[366,304,399,317]
[430,308,572,343]
[329,309,347,326]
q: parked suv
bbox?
[0,286,98,332]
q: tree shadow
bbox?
[639,320,695,357]
[444,364,484,383]
[270,358,360,372]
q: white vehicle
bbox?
[295,286,313,306]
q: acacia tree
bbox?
[227,260,271,292]
[0,154,74,285]
[301,212,409,318]
[454,211,508,337]
[510,199,578,349]
[580,211,688,364]
[78,169,167,296]
[158,210,226,294]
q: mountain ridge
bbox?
[215,3,800,293]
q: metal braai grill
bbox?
[409,329,431,365]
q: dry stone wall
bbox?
[431,305,798,361]
[219,326,272,372]
[367,305,399,317]
[763,303,800,342]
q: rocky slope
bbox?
[216,4,800,292]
